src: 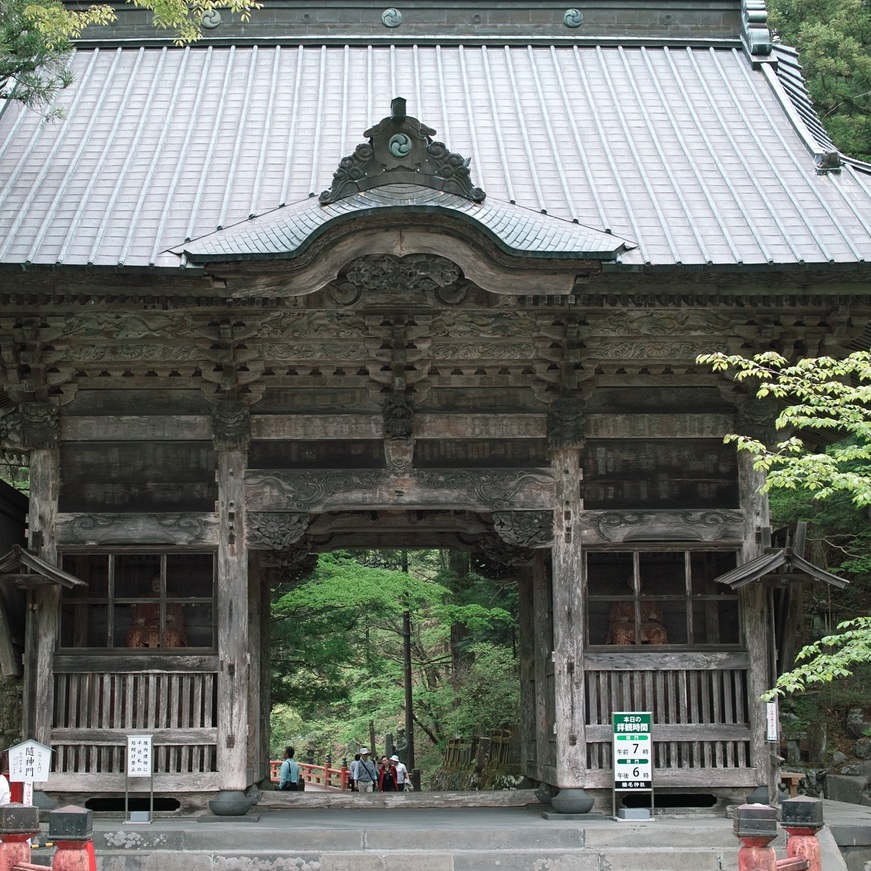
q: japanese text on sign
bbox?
[612,712,653,791]
[127,735,153,778]
[8,740,51,783]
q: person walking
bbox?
[355,749,378,793]
[390,754,409,792]
[278,746,301,791]
[378,755,396,792]
[349,753,360,791]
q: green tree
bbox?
[769,0,871,158]
[269,550,518,765]
[698,351,871,505]
[698,350,871,696]
[1,0,259,114]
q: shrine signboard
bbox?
[612,712,654,819]
[8,738,52,806]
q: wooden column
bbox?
[255,552,273,786]
[550,447,586,788]
[532,551,554,784]
[216,449,250,791]
[517,564,536,779]
[24,446,59,745]
[738,450,772,790]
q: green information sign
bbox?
[612,712,653,791]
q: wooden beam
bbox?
[246,468,555,512]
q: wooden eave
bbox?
[714,548,848,590]
[0,545,87,589]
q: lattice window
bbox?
[586,550,740,648]
[59,552,215,650]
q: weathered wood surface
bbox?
[532,553,552,780]
[245,468,555,512]
[53,654,218,672]
[550,447,586,788]
[738,451,773,792]
[586,724,751,742]
[252,414,382,440]
[580,509,745,544]
[61,416,211,440]
[48,772,222,792]
[585,413,734,439]
[257,789,539,809]
[584,651,750,670]
[0,591,19,677]
[415,414,546,439]
[517,566,536,776]
[585,768,758,788]
[55,513,220,547]
[52,728,218,744]
[27,447,59,748]
[216,449,250,792]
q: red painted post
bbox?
[781,796,823,871]
[340,762,349,791]
[734,804,778,871]
[0,804,40,871]
[47,806,94,871]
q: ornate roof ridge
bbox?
[319,98,486,205]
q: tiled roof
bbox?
[2,43,871,270]
[181,184,631,262]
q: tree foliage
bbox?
[699,350,871,697]
[698,351,871,505]
[769,0,871,158]
[0,0,259,114]
[269,550,519,765]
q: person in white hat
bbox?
[355,748,378,793]
[390,754,410,792]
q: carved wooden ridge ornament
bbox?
[319,97,486,205]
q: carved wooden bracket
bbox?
[246,512,314,550]
[493,511,554,549]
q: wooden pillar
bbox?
[532,552,553,783]
[23,418,59,746]
[255,552,273,786]
[517,564,536,779]
[738,450,772,790]
[216,449,250,791]
[550,446,586,788]
[246,549,262,785]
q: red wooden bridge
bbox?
[269,758,351,791]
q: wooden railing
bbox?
[582,652,756,788]
[50,655,220,789]
[269,758,350,791]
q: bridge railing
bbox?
[270,758,350,791]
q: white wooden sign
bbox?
[8,739,51,783]
[126,734,153,778]
[766,701,779,742]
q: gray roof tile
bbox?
[2,43,871,269]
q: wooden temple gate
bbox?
[0,0,867,808]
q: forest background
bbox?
[268,550,521,780]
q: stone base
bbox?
[542,811,607,820]
[198,814,261,823]
[616,808,653,820]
